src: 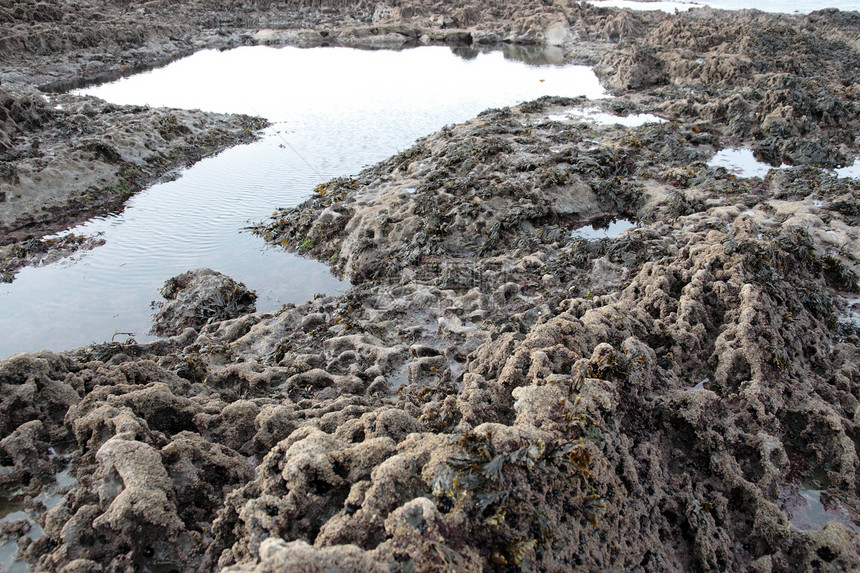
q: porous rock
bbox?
[151,268,257,337]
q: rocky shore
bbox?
[2,1,860,572]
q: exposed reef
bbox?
[1,1,860,572]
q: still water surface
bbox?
[587,0,860,13]
[0,46,606,358]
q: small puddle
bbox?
[838,296,860,333]
[0,489,25,520]
[584,0,703,11]
[547,108,665,128]
[0,512,45,539]
[0,451,77,572]
[686,377,710,391]
[0,510,44,573]
[33,468,76,511]
[585,0,860,13]
[709,149,860,180]
[835,158,860,180]
[571,218,637,240]
[708,148,787,178]
[387,363,411,391]
[780,486,860,533]
[0,538,27,573]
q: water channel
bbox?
[586,0,860,13]
[0,45,607,358]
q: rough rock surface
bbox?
[151,268,258,337]
[1,1,860,573]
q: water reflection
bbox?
[571,218,637,240]
[708,148,786,178]
[1,46,607,358]
[585,0,858,13]
[780,485,860,533]
[450,44,566,66]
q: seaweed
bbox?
[76,331,138,363]
[581,495,607,527]
[737,228,852,325]
[822,255,860,292]
[587,349,628,381]
[163,352,209,383]
[427,425,603,569]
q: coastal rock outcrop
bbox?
[1,1,860,572]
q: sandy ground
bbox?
[1,1,860,572]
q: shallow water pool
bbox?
[708,148,860,179]
[0,45,607,358]
[708,148,787,178]
[571,218,637,240]
[586,0,860,13]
